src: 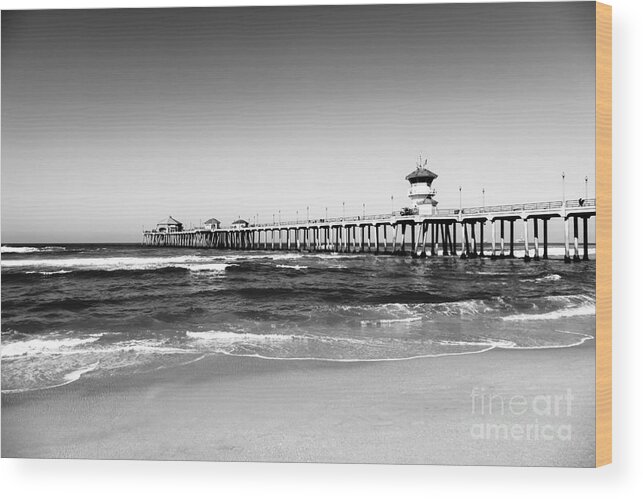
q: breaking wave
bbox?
[1,245,66,254]
[186,330,303,343]
[1,255,236,273]
[1,336,101,358]
[25,270,73,276]
[522,273,562,283]
[503,294,595,321]
[502,305,595,321]
[1,321,596,394]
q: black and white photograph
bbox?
[2,1,601,467]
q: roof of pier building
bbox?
[406,167,438,184]
[158,216,182,226]
[232,219,249,226]
[204,218,221,225]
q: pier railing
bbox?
[143,198,596,234]
[242,198,596,228]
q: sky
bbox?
[1,2,596,243]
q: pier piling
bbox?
[573,216,581,262]
[533,218,540,261]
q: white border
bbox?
[1,0,640,497]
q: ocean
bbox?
[1,243,596,394]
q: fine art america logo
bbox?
[470,387,574,441]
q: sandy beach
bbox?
[2,341,595,466]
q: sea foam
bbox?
[1,336,100,358]
[1,245,67,254]
[2,255,236,273]
[502,304,596,321]
[186,330,303,343]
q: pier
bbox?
[142,160,595,263]
[143,199,595,263]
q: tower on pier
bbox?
[406,155,438,215]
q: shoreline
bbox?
[2,341,595,466]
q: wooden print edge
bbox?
[595,1,612,467]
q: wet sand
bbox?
[1,342,595,466]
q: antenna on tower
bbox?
[417,152,428,169]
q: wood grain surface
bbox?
[595,1,612,468]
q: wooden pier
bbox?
[143,198,595,262]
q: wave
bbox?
[205,253,305,262]
[25,270,73,276]
[186,330,304,343]
[309,253,371,260]
[2,325,596,393]
[335,294,597,324]
[438,339,516,348]
[213,346,498,363]
[276,264,309,270]
[502,304,595,321]
[425,299,497,316]
[502,295,595,321]
[1,245,66,254]
[1,362,101,394]
[522,273,562,283]
[1,255,236,273]
[545,294,594,305]
[1,336,100,358]
[1,334,194,393]
[360,317,422,326]
[352,299,498,315]
[179,263,235,272]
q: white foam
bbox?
[1,336,100,358]
[545,294,594,305]
[502,304,596,321]
[512,247,596,258]
[438,339,516,348]
[276,264,309,270]
[1,245,65,254]
[519,273,562,283]
[2,246,40,254]
[176,263,235,272]
[25,270,73,275]
[217,253,304,261]
[310,253,366,260]
[1,362,101,394]
[534,273,562,282]
[186,330,301,343]
[338,303,413,313]
[1,255,235,272]
[340,300,497,320]
[63,362,100,383]
[426,299,495,316]
[439,331,594,350]
[360,317,422,326]
[214,346,498,363]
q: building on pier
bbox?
[406,156,438,216]
[156,216,183,233]
[204,218,221,231]
[231,219,249,229]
